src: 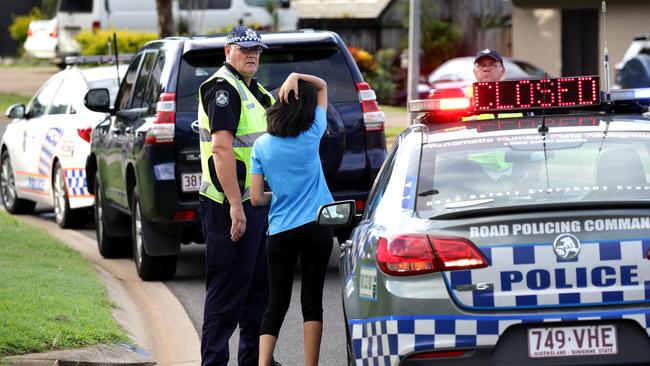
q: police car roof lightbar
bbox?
[64,54,134,66]
[607,88,650,101]
[408,97,470,113]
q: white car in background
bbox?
[23,17,60,60]
[1,60,126,228]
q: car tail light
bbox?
[356,82,385,132]
[92,21,100,33]
[173,209,196,221]
[376,234,487,276]
[27,27,33,37]
[145,92,175,145]
[377,234,436,276]
[646,247,650,260]
[49,26,57,38]
[408,350,465,359]
[429,236,488,270]
[77,127,92,143]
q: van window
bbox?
[179,0,231,10]
[177,45,358,112]
[59,0,93,13]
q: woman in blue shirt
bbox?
[250,72,333,366]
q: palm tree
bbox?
[156,0,174,37]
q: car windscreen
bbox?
[177,45,358,112]
[59,0,93,12]
[416,121,650,216]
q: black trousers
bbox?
[260,221,333,337]
[200,198,269,366]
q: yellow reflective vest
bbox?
[198,66,275,204]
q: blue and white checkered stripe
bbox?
[64,168,89,196]
[38,128,64,175]
[349,309,650,365]
[446,240,650,309]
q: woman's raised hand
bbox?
[278,73,300,104]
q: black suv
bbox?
[84,31,387,280]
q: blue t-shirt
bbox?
[250,106,334,235]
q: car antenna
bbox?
[537,74,551,194]
[112,33,120,88]
[602,0,611,101]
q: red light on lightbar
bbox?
[409,350,465,359]
[173,210,196,221]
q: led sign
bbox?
[473,76,600,112]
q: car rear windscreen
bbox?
[59,0,93,12]
[177,45,358,112]
[416,120,650,216]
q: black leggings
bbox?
[259,221,333,337]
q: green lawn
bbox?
[0,211,127,356]
[0,94,30,114]
[380,105,407,114]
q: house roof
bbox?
[292,0,393,19]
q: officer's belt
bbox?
[198,128,264,147]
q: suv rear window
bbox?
[177,45,358,112]
[59,0,93,12]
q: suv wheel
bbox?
[0,150,35,214]
[95,172,130,258]
[53,162,84,228]
[131,187,177,281]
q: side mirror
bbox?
[6,104,25,119]
[84,88,111,113]
[316,200,356,227]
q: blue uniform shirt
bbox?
[250,106,333,235]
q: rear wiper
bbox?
[418,189,439,197]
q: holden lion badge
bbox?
[553,233,581,260]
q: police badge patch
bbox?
[215,90,229,107]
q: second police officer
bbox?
[197,25,280,366]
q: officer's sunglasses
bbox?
[234,45,263,55]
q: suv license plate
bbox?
[528,325,617,358]
[181,173,202,192]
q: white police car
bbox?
[319,77,650,365]
[1,56,126,228]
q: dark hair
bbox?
[266,80,318,137]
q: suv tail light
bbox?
[376,234,487,276]
[145,92,175,145]
[49,26,58,38]
[77,127,92,143]
[92,21,100,33]
[356,82,385,132]
[27,27,33,37]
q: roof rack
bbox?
[65,54,134,66]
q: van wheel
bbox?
[131,187,177,281]
[95,172,131,258]
[0,150,35,214]
[53,162,84,228]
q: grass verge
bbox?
[0,211,127,356]
[385,125,406,149]
[0,94,30,114]
[380,105,407,114]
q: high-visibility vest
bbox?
[197,66,275,204]
[463,85,523,121]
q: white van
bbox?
[56,0,299,54]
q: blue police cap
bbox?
[226,25,268,49]
[475,48,503,64]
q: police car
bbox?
[1,56,127,228]
[318,76,650,365]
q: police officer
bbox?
[197,25,278,366]
[465,48,522,120]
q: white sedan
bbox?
[1,64,124,228]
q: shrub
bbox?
[9,7,44,44]
[349,47,397,105]
[75,29,158,55]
